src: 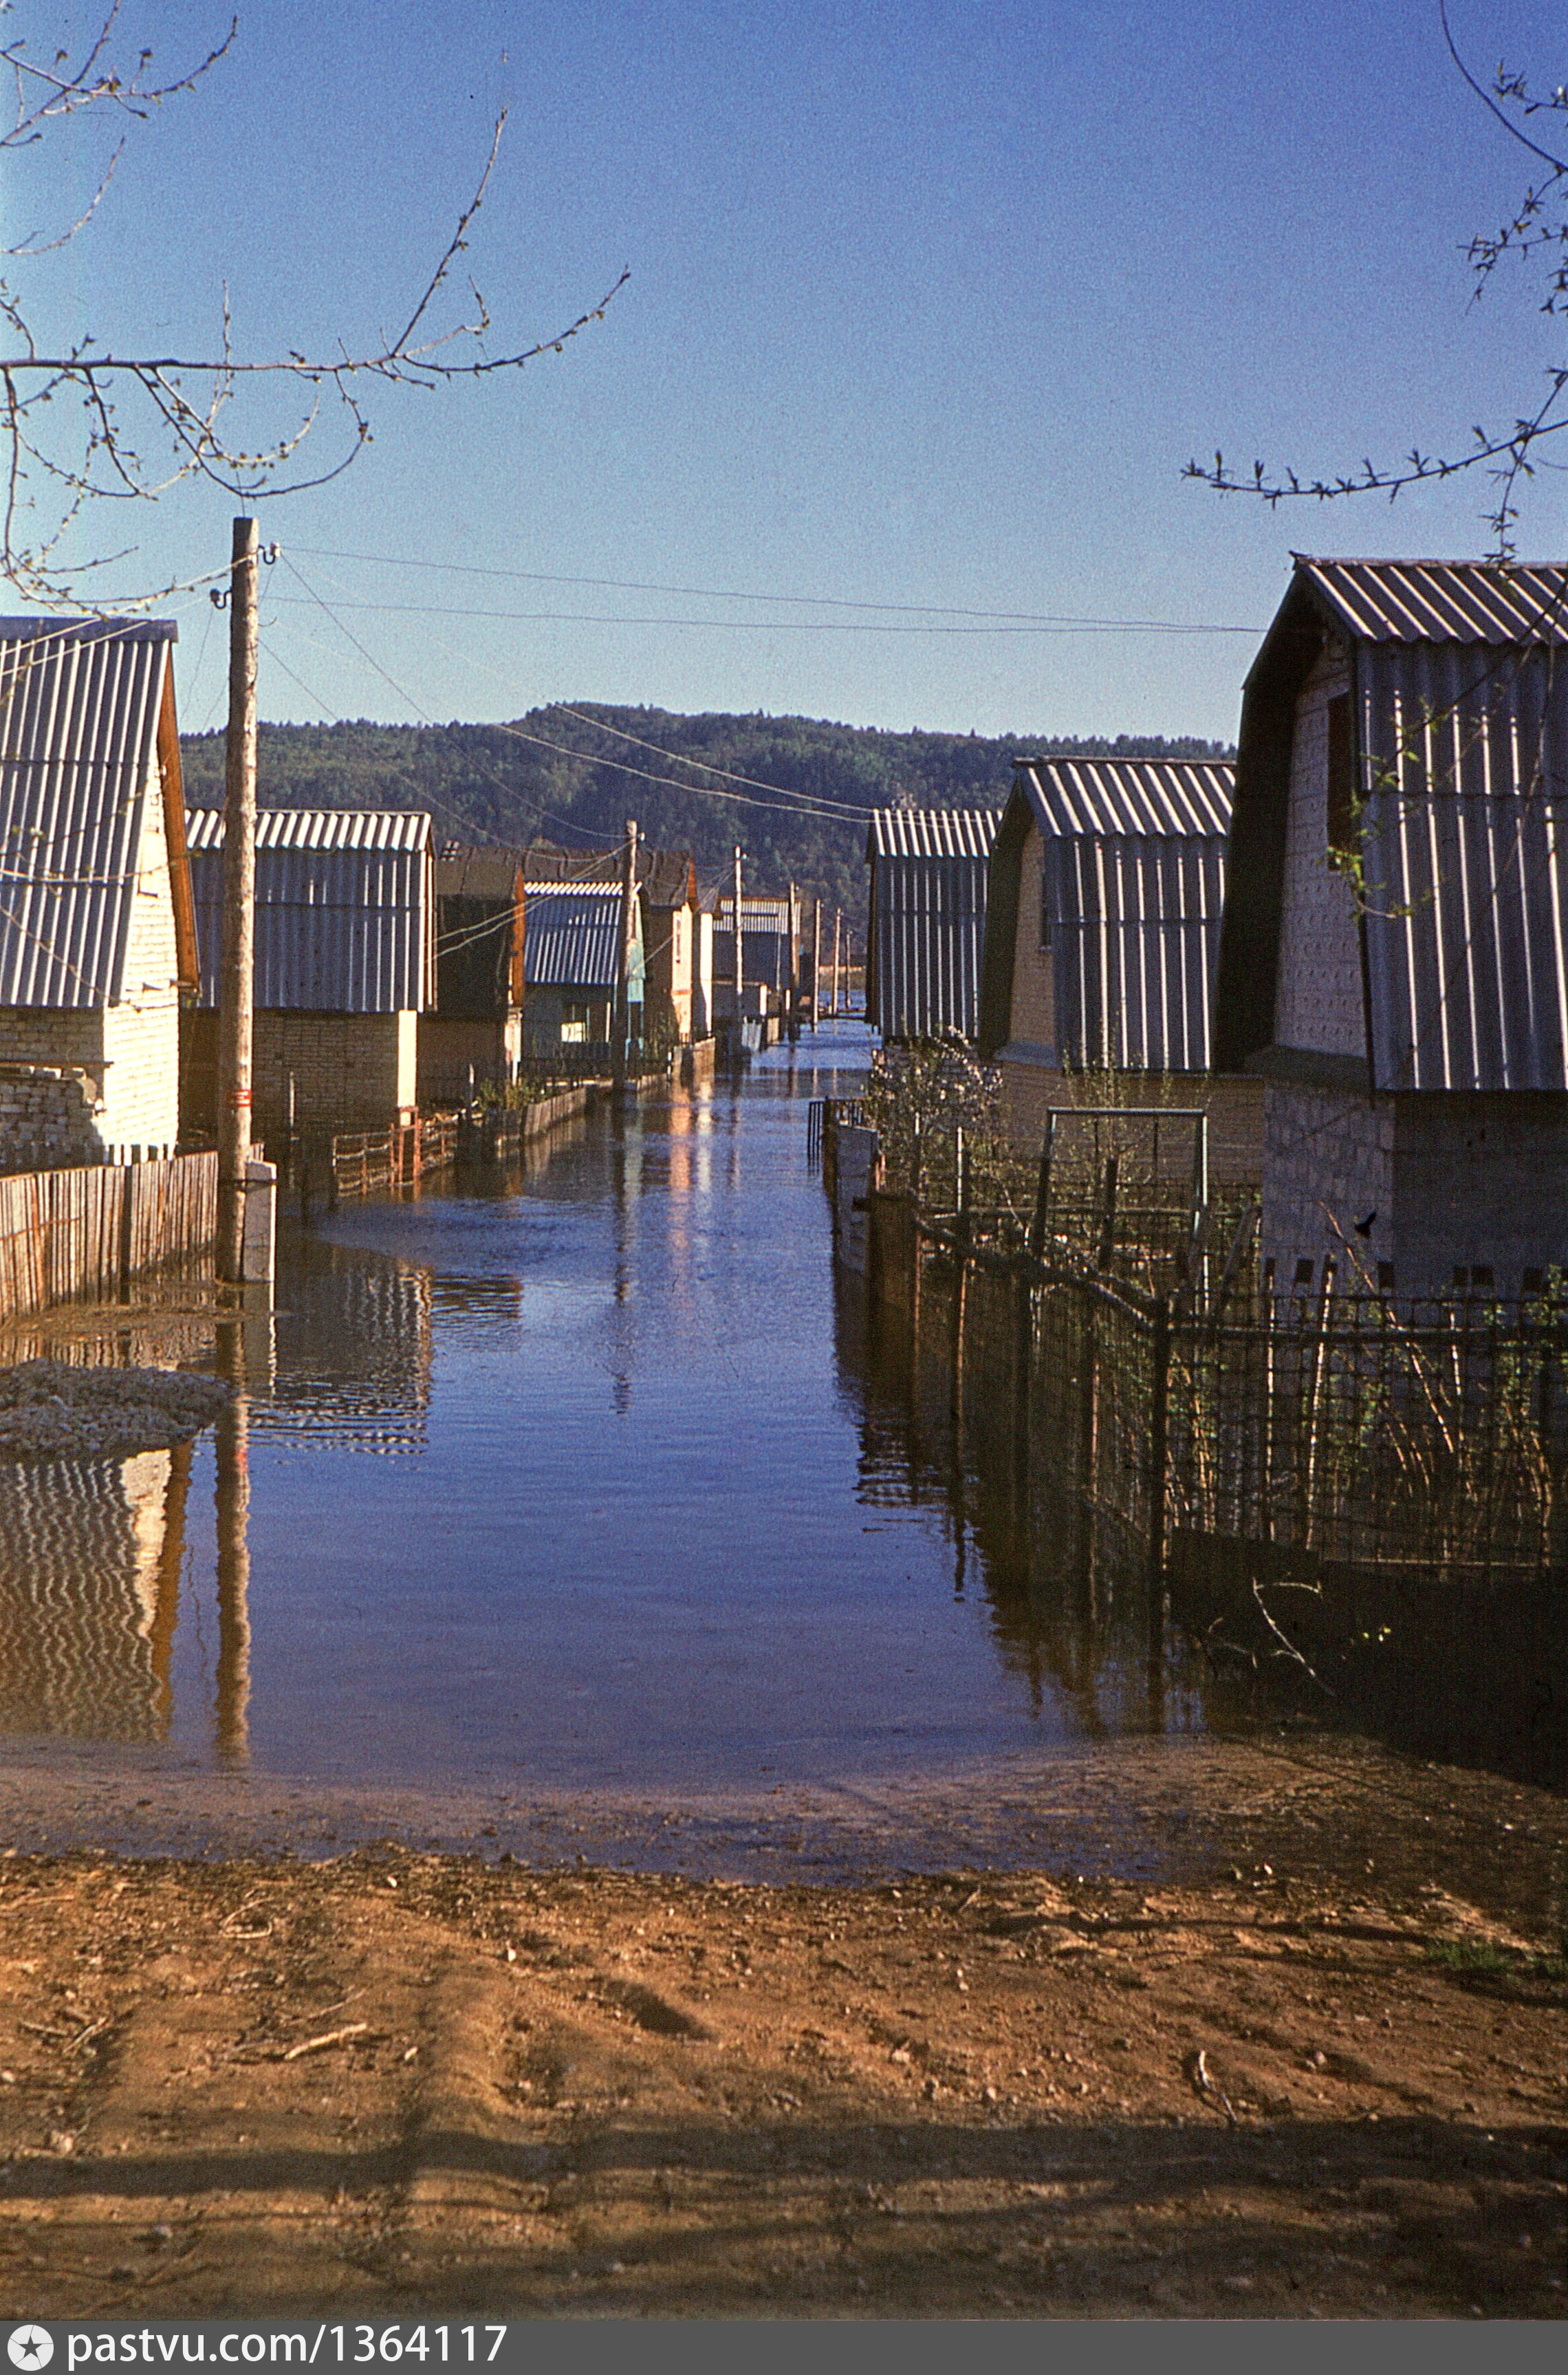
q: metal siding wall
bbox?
[871,851,990,1040]
[1050,835,1226,1070]
[1359,642,1568,1088]
[188,838,429,1012]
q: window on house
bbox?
[560,1001,589,1045]
[1327,693,1355,867]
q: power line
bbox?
[267,593,1256,638]
[286,543,1261,633]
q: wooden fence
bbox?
[328,1114,461,1206]
[0,1151,219,1325]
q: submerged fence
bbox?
[816,1098,1568,1585]
[0,1150,219,1324]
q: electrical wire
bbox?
[285,544,1261,633]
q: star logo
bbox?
[8,2332,53,2371]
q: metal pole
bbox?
[613,817,638,1092]
[217,517,259,1286]
[1029,1109,1056,1260]
[811,898,821,1031]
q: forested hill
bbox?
[179,708,1233,923]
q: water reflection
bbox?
[0,1444,188,1742]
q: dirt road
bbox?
[0,1852,1561,2319]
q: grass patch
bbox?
[1424,1935,1568,1987]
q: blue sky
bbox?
[14,1,1568,740]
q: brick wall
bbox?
[0,1064,102,1172]
[0,1004,178,1160]
[417,1012,517,1104]
[1274,643,1365,1059]
[179,1008,418,1136]
[997,1055,1263,1187]
[1001,823,1056,1054]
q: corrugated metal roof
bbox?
[1297,556,1568,647]
[715,897,792,933]
[186,807,432,1012]
[186,807,431,853]
[866,811,998,1039]
[866,807,1000,859]
[523,885,625,991]
[1016,757,1235,839]
[0,617,176,1008]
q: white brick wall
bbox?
[1260,1082,1394,1287]
[1274,644,1365,1058]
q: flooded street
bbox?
[0,1027,1562,1918]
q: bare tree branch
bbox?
[1187,6,1568,558]
[0,8,627,605]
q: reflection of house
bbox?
[522,884,642,1055]
[0,1446,188,1742]
[256,1238,433,1453]
[1217,554,1568,1297]
[0,618,199,1167]
[183,808,435,1136]
[420,843,525,1103]
[978,756,1261,1180]
[865,807,999,1041]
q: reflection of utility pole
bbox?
[732,843,744,1063]
[213,1319,252,1764]
[149,1440,193,1738]
[811,899,821,1032]
[217,517,259,1283]
[613,817,639,1094]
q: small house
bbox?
[865,806,999,1042]
[525,839,699,1048]
[712,894,797,1026]
[523,883,643,1056]
[0,617,199,1169]
[977,755,1260,1179]
[1215,554,1568,1298]
[183,807,434,1136]
[419,843,525,1103]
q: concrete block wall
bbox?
[1260,1084,1568,1295]
[997,1056,1264,1189]
[1260,1081,1394,1288]
[1273,642,1365,1060]
[1004,825,1056,1054]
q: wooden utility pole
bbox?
[613,816,639,1092]
[811,898,821,1031]
[217,517,259,1284]
[831,908,842,1018]
[732,843,744,1054]
[787,882,800,1023]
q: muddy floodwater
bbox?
[0,1026,1562,1902]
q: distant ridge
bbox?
[180,704,1233,922]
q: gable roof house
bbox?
[712,894,797,1041]
[0,618,198,1170]
[522,881,644,1056]
[525,840,700,1048]
[183,807,434,1137]
[865,806,999,1043]
[977,755,1260,1180]
[1215,554,1568,1299]
[419,843,525,1104]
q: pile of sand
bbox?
[0,1359,232,1461]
